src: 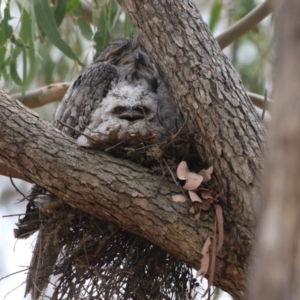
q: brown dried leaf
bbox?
[196,237,211,278]
[183,172,203,190]
[198,166,213,182]
[200,190,212,199]
[203,228,217,298]
[189,207,195,214]
[172,194,187,203]
[194,212,201,221]
[176,161,189,180]
[215,204,224,253]
[188,191,202,202]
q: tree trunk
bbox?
[248,0,300,299]
[0,1,266,299]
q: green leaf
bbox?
[18,6,32,44]
[209,0,222,32]
[93,5,111,54]
[78,19,93,41]
[0,26,7,48]
[54,0,67,27]
[66,0,80,13]
[33,0,81,63]
[124,14,134,37]
[2,5,13,39]
[10,58,23,86]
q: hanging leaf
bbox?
[10,59,23,86]
[78,19,93,41]
[215,204,224,253]
[33,0,80,63]
[66,0,80,13]
[209,0,222,32]
[54,0,67,27]
[196,237,211,278]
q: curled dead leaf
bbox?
[183,173,203,190]
[215,204,224,253]
[172,194,187,203]
[196,237,211,279]
[176,161,189,180]
[188,191,202,202]
[198,166,213,182]
[200,190,212,199]
[189,207,195,214]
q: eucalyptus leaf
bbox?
[54,0,67,27]
[10,58,23,86]
[209,0,222,32]
[33,0,81,63]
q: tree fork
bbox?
[0,1,266,298]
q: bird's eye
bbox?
[134,106,150,115]
[113,106,126,115]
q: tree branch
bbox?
[0,160,32,182]
[1,2,267,298]
[12,82,72,109]
[0,90,250,298]
[216,1,272,49]
[12,81,269,111]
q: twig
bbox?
[216,1,271,49]
[0,269,28,281]
[162,159,178,186]
[9,176,26,198]
[104,141,124,151]
[56,120,100,144]
[261,88,268,120]
[154,171,166,197]
[2,212,38,218]
[12,82,72,109]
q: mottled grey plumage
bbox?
[15,38,182,300]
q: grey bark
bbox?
[0,1,266,299]
[248,0,300,299]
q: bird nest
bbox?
[36,205,200,300]
[16,125,204,300]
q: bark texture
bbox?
[0,91,241,298]
[119,0,266,297]
[248,1,300,299]
[0,1,267,299]
[120,0,265,223]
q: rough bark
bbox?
[119,0,266,296]
[0,91,238,298]
[0,1,266,299]
[248,0,300,299]
[120,0,265,222]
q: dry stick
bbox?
[12,82,72,109]
[9,176,26,198]
[56,120,100,144]
[247,91,272,110]
[0,269,29,281]
[216,1,271,49]
[261,88,268,121]
[2,212,37,218]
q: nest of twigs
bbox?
[16,123,205,300]
[37,205,200,300]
